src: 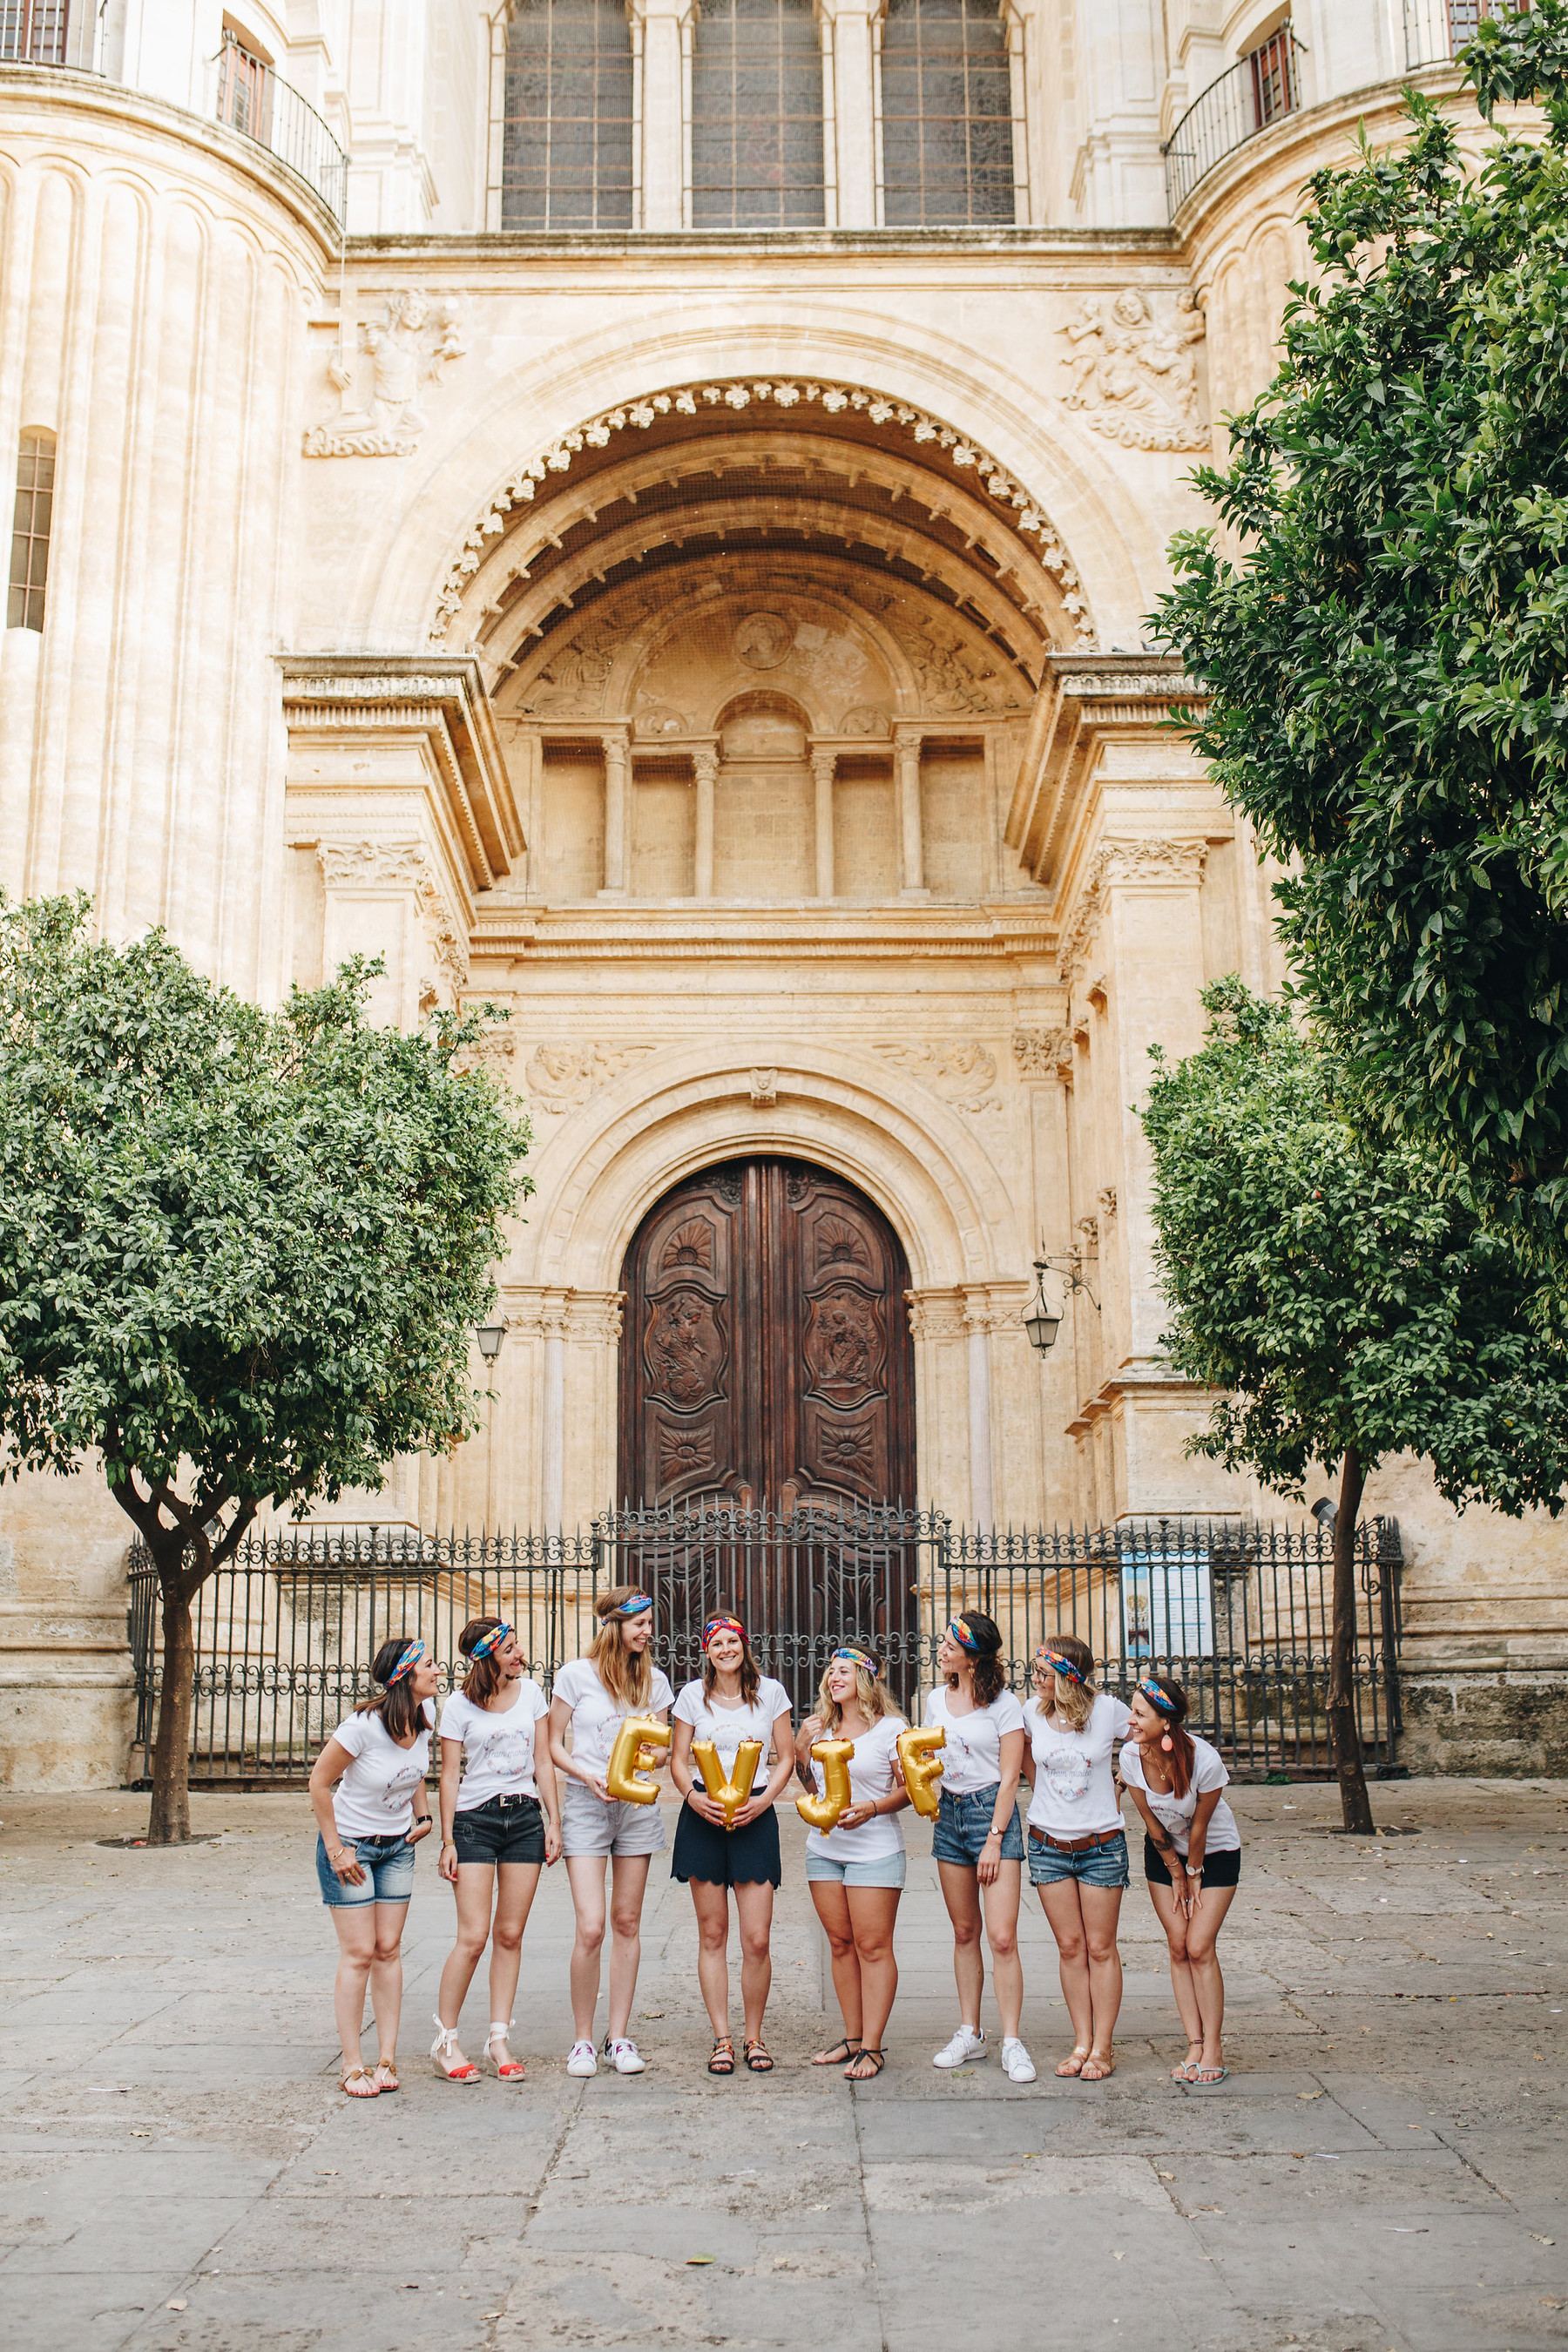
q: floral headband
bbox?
[833,1643,879,1678]
[385,1639,425,1685]
[469,1622,512,1660]
[701,1614,747,1651]
[611,1593,652,1619]
[948,1618,980,1652]
[1137,1677,1177,1715]
[1037,1646,1086,1686]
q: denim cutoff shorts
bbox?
[931,1784,1025,1867]
[452,1792,546,1867]
[804,1849,908,1889]
[1026,1826,1130,1891]
[316,1831,416,1908]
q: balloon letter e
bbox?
[896,1724,946,1819]
[795,1739,855,1831]
[606,1715,671,1804]
[692,1738,764,1828]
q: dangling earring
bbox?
[1161,1733,1174,1752]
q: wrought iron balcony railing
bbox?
[0,0,70,65]
[1404,0,1522,73]
[213,31,348,224]
[1162,25,1306,220]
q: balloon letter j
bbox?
[896,1724,946,1819]
[692,1739,764,1828]
[605,1715,671,1804]
[795,1739,855,1831]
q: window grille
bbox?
[879,0,1017,226]
[1248,26,1296,128]
[9,429,56,633]
[503,0,635,231]
[0,0,70,64]
[691,0,826,229]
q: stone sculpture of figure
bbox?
[305,287,466,457]
[1058,288,1207,450]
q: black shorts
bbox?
[451,1793,546,1866]
[1145,1835,1241,1889]
[671,1799,781,1888]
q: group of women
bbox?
[307,1590,1241,2096]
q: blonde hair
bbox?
[587,1586,654,1711]
[815,1660,900,1734]
[1038,1632,1096,1732]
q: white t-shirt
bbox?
[1119,1733,1241,1855]
[672,1677,792,1775]
[551,1657,675,1783]
[328,1699,436,1839]
[438,1680,551,1810]
[922,1683,1026,1797]
[804,1713,908,1861]
[1024,1690,1131,1838]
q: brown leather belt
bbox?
[1028,1825,1124,1852]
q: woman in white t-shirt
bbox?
[547,1586,674,2078]
[794,1641,911,2083]
[1121,1674,1242,2085]
[1020,1632,1131,2083]
[669,1608,794,2075]
[307,1634,438,2099]
[919,1612,1032,2082]
[429,1616,561,2085]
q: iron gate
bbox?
[126,1504,1402,1785]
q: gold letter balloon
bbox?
[896,1724,946,1818]
[605,1715,671,1804]
[795,1738,855,1831]
[692,1738,764,1828]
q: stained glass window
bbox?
[691,0,826,229]
[503,0,635,231]
[880,0,1017,227]
[9,429,55,632]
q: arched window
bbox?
[8,429,55,632]
[692,0,825,229]
[503,0,635,230]
[879,0,1017,226]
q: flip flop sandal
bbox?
[743,2039,774,2073]
[1079,2051,1116,2081]
[1193,2065,1229,2085]
[341,2066,380,2099]
[1055,2047,1092,2078]
[374,2060,400,2092]
[708,2038,736,2075]
[811,2038,862,2067]
[845,2048,887,2080]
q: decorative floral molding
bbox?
[305,290,465,458]
[1056,839,1209,981]
[429,377,1094,646]
[1059,292,1207,453]
[453,1027,517,1079]
[905,1286,969,1342]
[523,1043,655,1113]
[1056,672,1205,701]
[1012,1028,1072,1078]
[316,839,469,991]
[875,1041,1001,1114]
[889,613,1024,715]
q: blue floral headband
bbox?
[1038,1646,1086,1686]
[948,1619,980,1652]
[834,1644,880,1679]
[1137,1678,1177,1715]
[611,1593,652,1619]
[385,1639,425,1686]
[470,1622,512,1659]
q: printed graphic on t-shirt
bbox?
[1040,1740,1092,1805]
[468,1727,531,1777]
[382,1763,424,1812]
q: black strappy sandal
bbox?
[743,2038,774,2072]
[707,2038,735,2075]
[845,2047,886,2080]
[811,2037,862,2066]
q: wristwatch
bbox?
[1185,1862,1203,1877]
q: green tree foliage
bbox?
[0,895,531,1841]
[1142,978,1568,1828]
[1153,3,1568,1297]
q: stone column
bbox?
[825,0,880,228]
[635,0,695,230]
[810,745,836,898]
[693,741,718,899]
[964,1306,995,1526]
[600,727,631,895]
[894,726,927,895]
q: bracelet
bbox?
[1185,1863,1203,1877]
[441,1837,456,1848]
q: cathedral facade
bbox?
[2,0,1563,1786]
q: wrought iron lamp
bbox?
[1023,1260,1063,1356]
[476,1321,506,1362]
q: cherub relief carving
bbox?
[304,289,466,458]
[1060,291,1207,451]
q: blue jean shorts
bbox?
[1026,1827,1130,1891]
[316,1831,416,1908]
[931,1784,1026,1867]
[805,1849,908,1889]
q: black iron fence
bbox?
[128,1503,1402,1786]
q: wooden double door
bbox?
[618,1158,916,1509]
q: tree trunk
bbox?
[148,1578,196,1846]
[1328,1446,1375,1836]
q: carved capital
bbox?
[905,1286,968,1342]
[1012,1028,1072,1079]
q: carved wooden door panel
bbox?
[618,1158,915,1507]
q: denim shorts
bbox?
[452,1793,545,1867]
[316,1831,416,1908]
[1026,1827,1130,1891]
[931,1784,1026,1867]
[559,1776,667,1858]
[805,1849,908,1889]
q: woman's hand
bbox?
[331,1844,367,1887]
[544,1821,563,1866]
[438,1838,459,1884]
[688,1788,729,1827]
[977,1830,1002,1887]
[837,1801,878,1832]
[406,1815,434,1848]
[586,1772,612,1804]
[730,1794,768,1829]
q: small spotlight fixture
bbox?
[1310,1496,1337,1531]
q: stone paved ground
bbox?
[2,1776,1566,2352]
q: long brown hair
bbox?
[587,1585,654,1711]
[459,1617,510,1707]
[1140,1673,1196,1801]
[1039,1631,1095,1732]
[700,1602,760,1707]
[355,1635,427,1742]
[949,1611,1006,1707]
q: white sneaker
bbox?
[933,2024,987,2070]
[605,2036,645,2075]
[565,2039,598,2078]
[1002,2037,1037,2085]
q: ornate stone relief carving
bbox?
[1012,1028,1072,1078]
[305,290,465,458]
[1059,292,1207,452]
[522,1043,655,1113]
[734,612,795,669]
[875,1041,1001,1113]
[453,1027,517,1079]
[748,1069,780,1107]
[430,376,1094,645]
[520,594,660,717]
[841,704,892,737]
[904,1287,969,1343]
[316,840,469,992]
[889,616,1022,714]
[1098,1186,1119,1220]
[1055,840,1209,982]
